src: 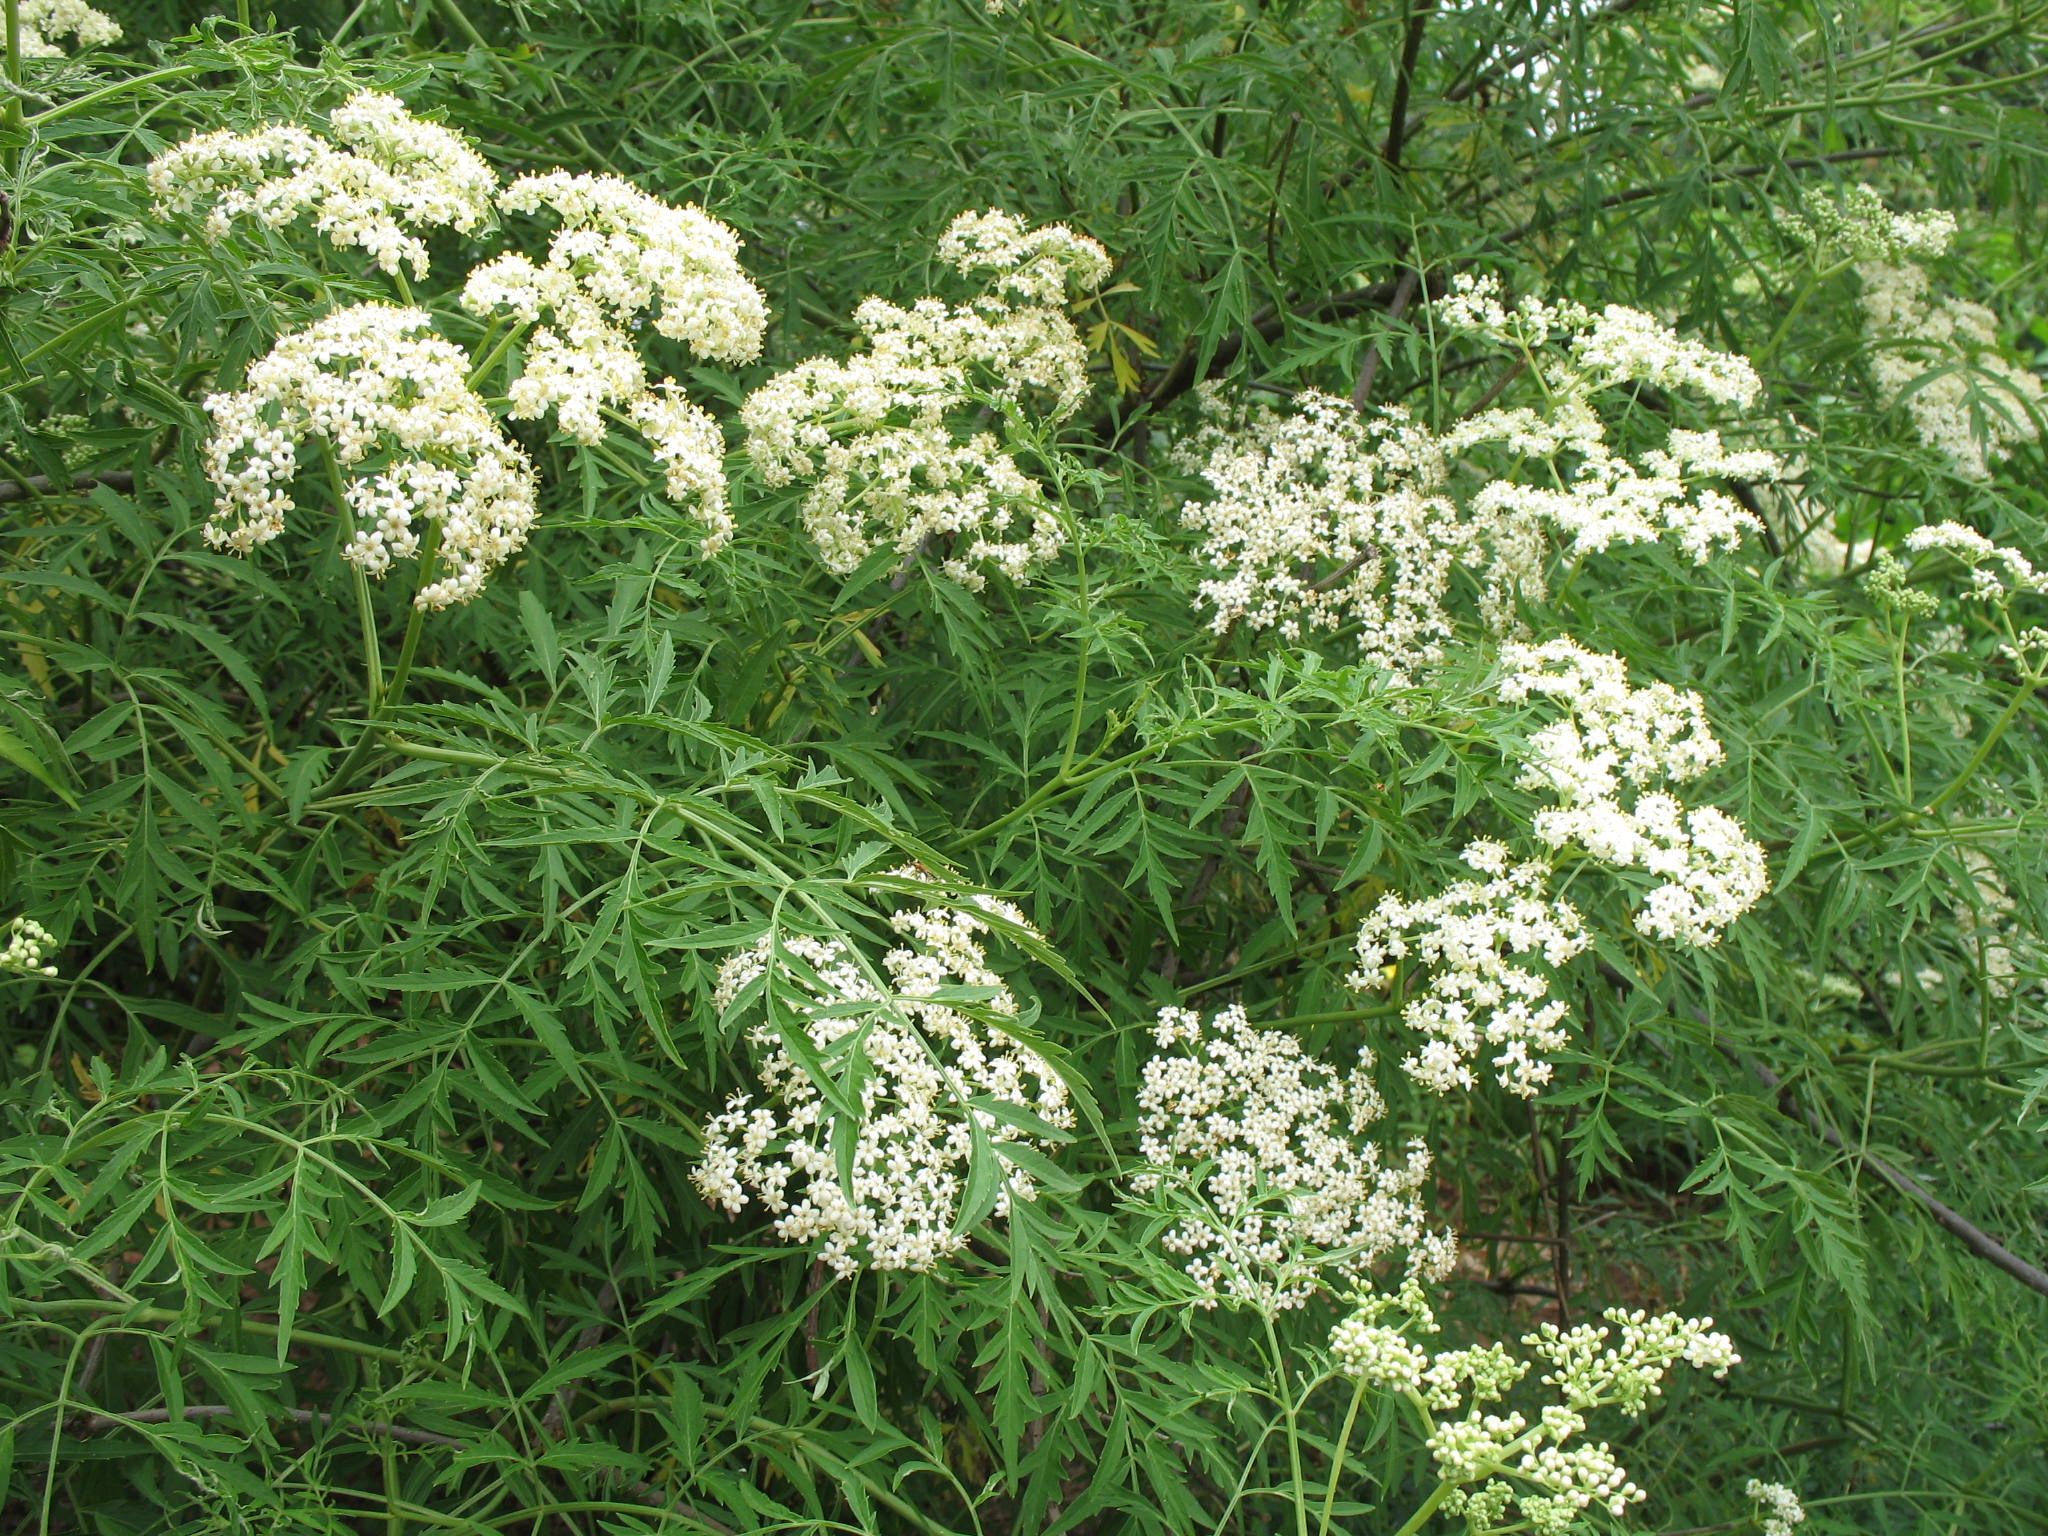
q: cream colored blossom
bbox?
[1502,638,1768,946]
[201,304,538,609]
[1747,1479,1806,1536]
[1350,841,1590,1097]
[1127,1004,1449,1312]
[742,209,1108,590]
[6,0,120,57]
[147,92,496,279]
[692,874,1073,1276]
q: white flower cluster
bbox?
[1,917,59,978]
[1902,521,2047,601]
[1128,1004,1449,1312]
[1332,1290,1738,1535]
[461,172,765,549]
[1349,841,1590,1097]
[1790,182,1958,264]
[201,304,539,608]
[147,92,496,279]
[1175,275,1773,659]
[7,0,120,55]
[1502,638,1768,946]
[692,877,1073,1276]
[1747,1479,1807,1536]
[742,209,1110,590]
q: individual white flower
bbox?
[200,304,539,609]
[1747,1479,1807,1536]
[1127,1005,1448,1312]
[1350,842,1590,1097]
[692,873,1073,1276]
[147,92,496,279]
[742,209,1107,590]
[0,917,60,978]
[5,0,120,57]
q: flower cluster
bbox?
[1349,841,1590,1097]
[201,304,539,608]
[1790,182,1957,264]
[1747,1479,1807,1536]
[742,209,1110,590]
[1,917,59,978]
[1502,638,1768,946]
[1174,274,1774,659]
[1857,259,2045,478]
[461,172,765,548]
[1127,1005,1449,1312]
[147,92,496,279]
[692,877,1073,1275]
[7,0,120,55]
[1902,521,2047,601]
[1332,1289,1738,1535]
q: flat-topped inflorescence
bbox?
[1127,1004,1450,1312]
[200,304,538,609]
[692,874,1073,1276]
[742,208,1109,591]
[5,0,121,57]
[147,91,497,280]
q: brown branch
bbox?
[1381,0,1438,169]
[0,469,134,504]
[1747,1053,2048,1300]
[1352,267,1420,409]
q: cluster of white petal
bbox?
[1903,520,2047,600]
[1747,1479,1807,1536]
[741,209,1109,590]
[10,0,118,56]
[1502,638,1768,946]
[147,92,496,279]
[460,173,765,550]
[8,0,120,55]
[692,874,1073,1276]
[1349,840,1590,1097]
[0,916,60,978]
[1333,1289,1738,1534]
[201,304,538,609]
[1128,1004,1450,1312]
[1856,259,2044,479]
[1175,276,1773,658]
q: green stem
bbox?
[1839,665,2042,851]
[1261,1313,1312,1536]
[1388,1474,1456,1536]
[1315,1373,1370,1536]
[11,1298,431,1372]
[2,0,22,178]
[25,62,217,128]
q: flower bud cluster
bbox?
[1747,1479,1807,1536]
[1790,183,1957,264]
[147,92,496,279]
[1333,1291,1738,1533]
[1349,840,1590,1097]
[692,875,1073,1276]
[201,304,538,608]
[1502,638,1768,947]
[741,209,1109,590]
[1,917,60,978]
[8,0,120,56]
[1128,1004,1449,1312]
[1174,275,1773,659]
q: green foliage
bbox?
[3,0,2048,1533]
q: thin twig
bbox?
[69,1404,465,1449]
[1353,267,1420,409]
[0,469,135,504]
